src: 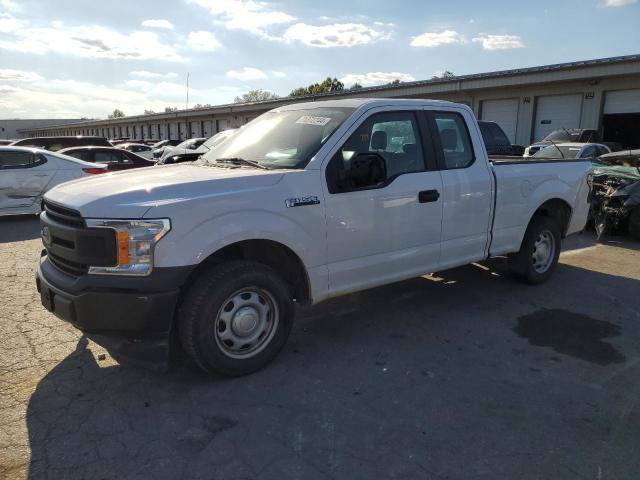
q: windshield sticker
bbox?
[296,116,332,126]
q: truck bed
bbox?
[489,155,588,165]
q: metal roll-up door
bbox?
[533,94,583,141]
[480,98,519,143]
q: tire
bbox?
[629,207,640,241]
[178,260,294,376]
[508,216,561,284]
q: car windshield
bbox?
[533,145,581,159]
[200,107,354,169]
[543,130,581,142]
[201,129,237,150]
[175,138,205,150]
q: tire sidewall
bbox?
[183,263,294,376]
[516,217,562,284]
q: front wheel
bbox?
[178,261,294,376]
[509,216,561,284]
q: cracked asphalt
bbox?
[1,215,639,480]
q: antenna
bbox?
[186,72,190,111]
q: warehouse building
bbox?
[1,118,84,140]
[18,54,640,148]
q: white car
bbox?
[37,99,592,376]
[0,146,107,216]
[115,142,154,160]
[532,142,611,160]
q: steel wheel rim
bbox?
[532,230,555,273]
[214,287,279,359]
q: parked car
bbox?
[115,142,154,160]
[478,121,525,156]
[10,136,112,152]
[151,139,182,159]
[0,146,107,216]
[36,98,592,376]
[160,137,207,161]
[590,149,640,240]
[532,142,611,160]
[58,146,155,171]
[156,130,236,165]
[524,129,598,157]
[0,140,15,146]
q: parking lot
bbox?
[1,215,639,480]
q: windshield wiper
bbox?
[215,157,269,170]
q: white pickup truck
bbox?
[36,99,592,376]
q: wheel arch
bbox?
[529,198,573,238]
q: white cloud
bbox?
[130,70,178,79]
[0,12,25,33]
[187,0,294,38]
[284,23,391,48]
[187,31,222,52]
[410,30,465,47]
[226,67,267,81]
[603,0,637,5]
[271,70,286,78]
[341,71,415,86]
[0,22,182,60]
[0,0,21,13]
[0,68,44,82]
[141,19,175,29]
[472,34,525,50]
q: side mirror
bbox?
[346,153,387,189]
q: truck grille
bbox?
[41,200,117,277]
[43,201,84,228]
[48,252,88,276]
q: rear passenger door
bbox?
[426,108,494,269]
[323,109,443,296]
[0,151,55,210]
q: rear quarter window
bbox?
[432,112,475,169]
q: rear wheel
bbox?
[509,216,561,284]
[178,261,294,376]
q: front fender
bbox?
[153,209,324,269]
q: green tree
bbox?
[350,83,363,91]
[289,77,344,97]
[143,109,156,115]
[164,106,178,113]
[108,108,125,119]
[431,70,455,80]
[234,90,280,103]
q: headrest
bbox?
[403,143,417,154]
[371,130,387,150]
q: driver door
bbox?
[0,150,54,211]
[323,109,443,296]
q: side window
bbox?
[580,146,596,159]
[0,151,46,169]
[327,111,425,193]
[433,112,474,169]
[94,151,124,164]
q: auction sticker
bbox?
[296,116,332,126]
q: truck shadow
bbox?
[23,260,640,479]
[0,215,40,243]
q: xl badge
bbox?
[285,196,320,208]
[41,226,52,246]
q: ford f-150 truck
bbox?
[36,99,592,376]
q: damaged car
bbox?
[590,149,640,240]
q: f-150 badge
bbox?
[285,196,320,208]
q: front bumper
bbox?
[36,254,192,369]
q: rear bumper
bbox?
[36,254,192,368]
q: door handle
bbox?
[418,190,440,203]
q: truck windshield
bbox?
[200,107,354,169]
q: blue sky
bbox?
[0,0,638,118]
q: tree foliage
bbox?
[431,70,455,80]
[192,103,213,109]
[350,83,363,91]
[143,109,156,115]
[108,108,125,119]
[164,106,178,113]
[289,77,344,97]
[234,90,280,104]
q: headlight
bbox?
[85,219,170,276]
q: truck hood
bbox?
[44,164,285,218]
